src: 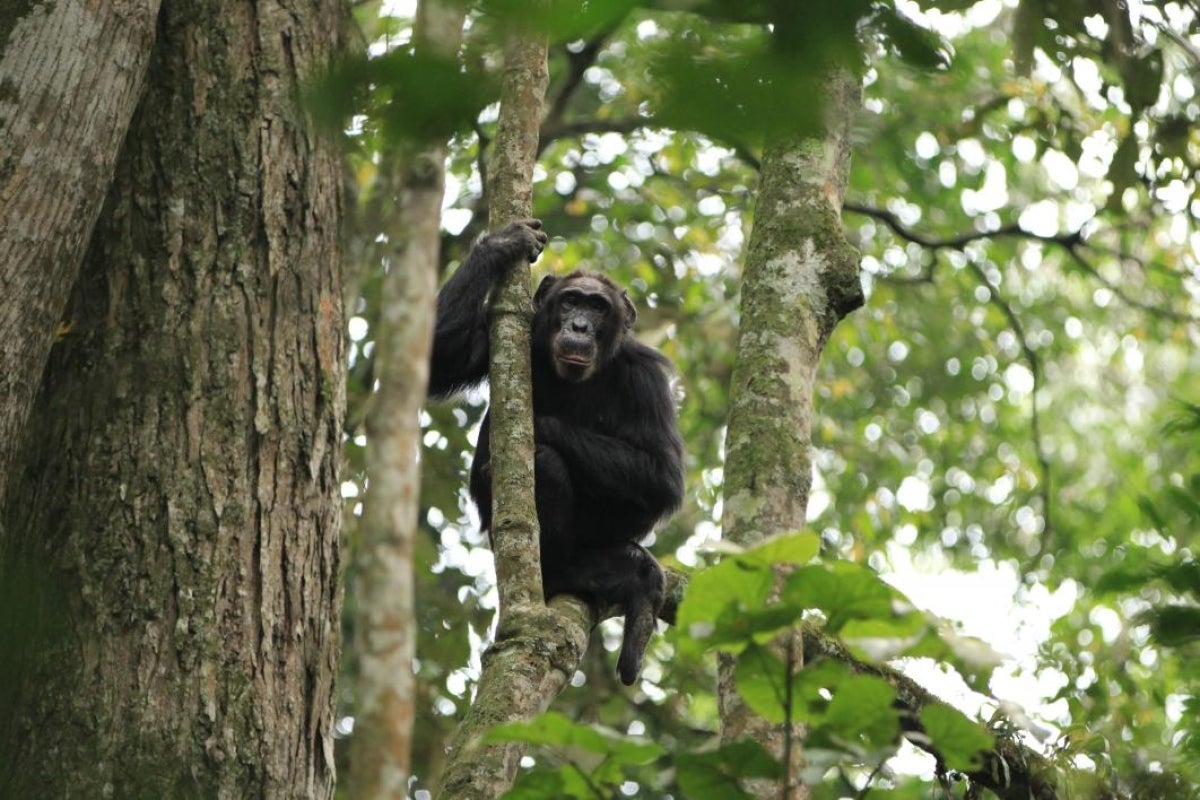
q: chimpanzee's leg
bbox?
[559,543,665,685]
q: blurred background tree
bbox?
[331,0,1199,796]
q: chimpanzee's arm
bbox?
[427,219,547,399]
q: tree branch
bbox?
[538,116,648,153]
[844,202,1195,322]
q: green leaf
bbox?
[733,642,792,724]
[783,562,896,632]
[479,0,639,41]
[815,674,900,751]
[308,50,494,145]
[676,739,783,800]
[676,538,822,654]
[1122,49,1164,111]
[486,712,662,764]
[675,557,777,654]
[1137,605,1200,648]
[737,531,822,568]
[1137,494,1169,534]
[918,705,993,772]
[503,768,567,800]
[1159,561,1200,596]
[789,660,854,722]
[840,610,928,643]
[1105,133,1140,210]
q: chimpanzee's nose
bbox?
[570,318,590,333]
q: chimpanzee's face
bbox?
[548,277,617,382]
[533,272,637,383]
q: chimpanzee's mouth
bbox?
[557,353,592,365]
[553,344,597,381]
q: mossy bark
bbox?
[0,2,345,796]
[718,69,863,799]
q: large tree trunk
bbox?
[0,0,161,506]
[0,2,345,797]
[717,69,863,798]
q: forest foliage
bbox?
[329,0,1200,797]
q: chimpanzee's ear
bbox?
[621,290,637,329]
[533,275,559,310]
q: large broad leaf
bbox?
[737,648,901,754]
[733,642,793,724]
[479,0,640,40]
[1137,604,1200,648]
[676,532,820,654]
[503,769,568,800]
[676,739,783,800]
[675,556,785,654]
[839,609,931,661]
[486,711,663,764]
[918,705,994,772]
[813,674,900,752]
[737,531,822,568]
[1104,132,1140,211]
[309,51,494,145]
[783,562,897,632]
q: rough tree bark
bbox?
[349,0,466,796]
[0,2,345,797]
[0,0,161,508]
[717,69,864,798]
[436,23,599,800]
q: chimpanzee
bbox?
[428,219,684,685]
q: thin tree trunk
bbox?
[349,0,466,795]
[717,69,863,799]
[484,33,550,614]
[437,26,591,800]
[0,0,161,507]
[0,2,345,797]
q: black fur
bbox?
[428,220,685,685]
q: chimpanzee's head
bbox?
[533,271,637,382]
